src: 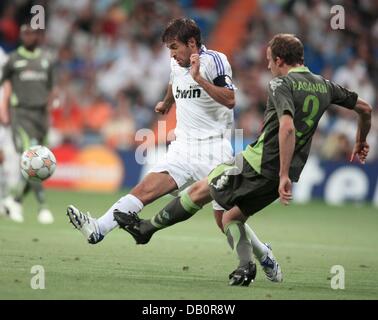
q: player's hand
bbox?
[278,175,292,206]
[155,101,171,115]
[190,54,201,82]
[350,141,370,164]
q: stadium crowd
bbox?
[0,0,377,161]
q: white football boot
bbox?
[3,196,24,223]
[260,243,283,282]
[66,205,103,244]
[38,208,54,224]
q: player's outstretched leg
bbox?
[96,173,177,238]
[114,189,203,244]
[67,205,104,244]
[113,210,153,244]
[97,194,144,238]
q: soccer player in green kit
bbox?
[117,33,372,286]
[0,24,55,224]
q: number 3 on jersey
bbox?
[296,95,319,145]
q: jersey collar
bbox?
[288,66,310,73]
[17,46,41,59]
[199,45,207,55]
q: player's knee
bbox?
[221,206,247,229]
[221,214,235,230]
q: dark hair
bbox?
[162,18,201,47]
[268,34,304,65]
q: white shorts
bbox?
[148,137,233,211]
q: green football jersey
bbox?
[243,66,358,182]
[0,46,54,108]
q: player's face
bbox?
[21,28,39,49]
[267,47,281,77]
[166,39,192,67]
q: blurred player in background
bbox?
[115,34,372,286]
[0,46,9,207]
[0,24,55,224]
[0,45,18,216]
[0,82,13,213]
[67,18,281,275]
[0,123,9,214]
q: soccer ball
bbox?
[20,145,57,181]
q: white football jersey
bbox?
[170,45,235,141]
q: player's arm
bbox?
[350,97,372,163]
[269,78,296,205]
[190,54,235,109]
[329,81,372,163]
[155,84,175,115]
[278,113,295,205]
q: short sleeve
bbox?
[268,77,295,118]
[328,80,358,109]
[203,51,236,90]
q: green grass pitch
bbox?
[0,189,377,300]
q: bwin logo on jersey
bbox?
[269,78,283,96]
[175,86,201,99]
[210,174,229,191]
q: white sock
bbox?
[244,224,269,262]
[97,194,144,236]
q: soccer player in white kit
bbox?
[68,18,249,246]
[0,49,18,216]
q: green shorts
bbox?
[208,154,279,217]
[10,106,48,153]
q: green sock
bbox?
[140,191,202,236]
[224,221,253,267]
